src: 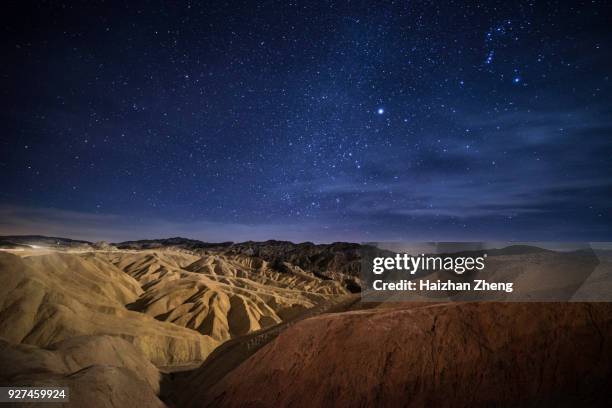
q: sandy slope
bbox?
[0,249,345,363]
[0,252,217,367]
[0,248,349,406]
[0,336,164,407]
[100,251,346,342]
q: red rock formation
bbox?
[199,302,611,407]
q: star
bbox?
[2,0,609,242]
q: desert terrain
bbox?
[0,236,610,407]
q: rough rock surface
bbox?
[0,335,164,408]
[0,335,161,391]
[196,302,612,407]
[224,240,364,283]
[3,365,164,408]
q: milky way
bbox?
[1,1,611,242]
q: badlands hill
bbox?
[0,238,349,406]
[1,235,367,289]
[187,302,612,407]
[1,236,611,407]
[114,237,365,291]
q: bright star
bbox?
[377,108,384,115]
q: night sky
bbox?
[1,1,611,242]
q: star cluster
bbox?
[1,1,611,242]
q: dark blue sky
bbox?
[1,1,611,242]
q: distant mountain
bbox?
[0,235,93,248]
[406,244,556,260]
[486,244,555,256]
[225,240,364,284]
[113,237,233,250]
